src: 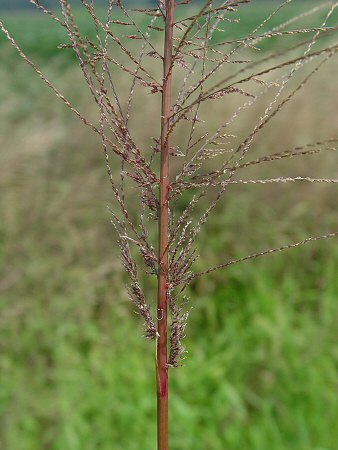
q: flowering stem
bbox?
[157,1,174,449]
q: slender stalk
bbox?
[157,1,174,449]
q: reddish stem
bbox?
[157,1,174,450]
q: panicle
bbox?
[2,0,337,363]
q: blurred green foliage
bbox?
[0,3,338,450]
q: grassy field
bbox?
[1,3,338,450]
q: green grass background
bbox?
[0,2,338,449]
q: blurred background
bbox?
[0,1,338,449]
